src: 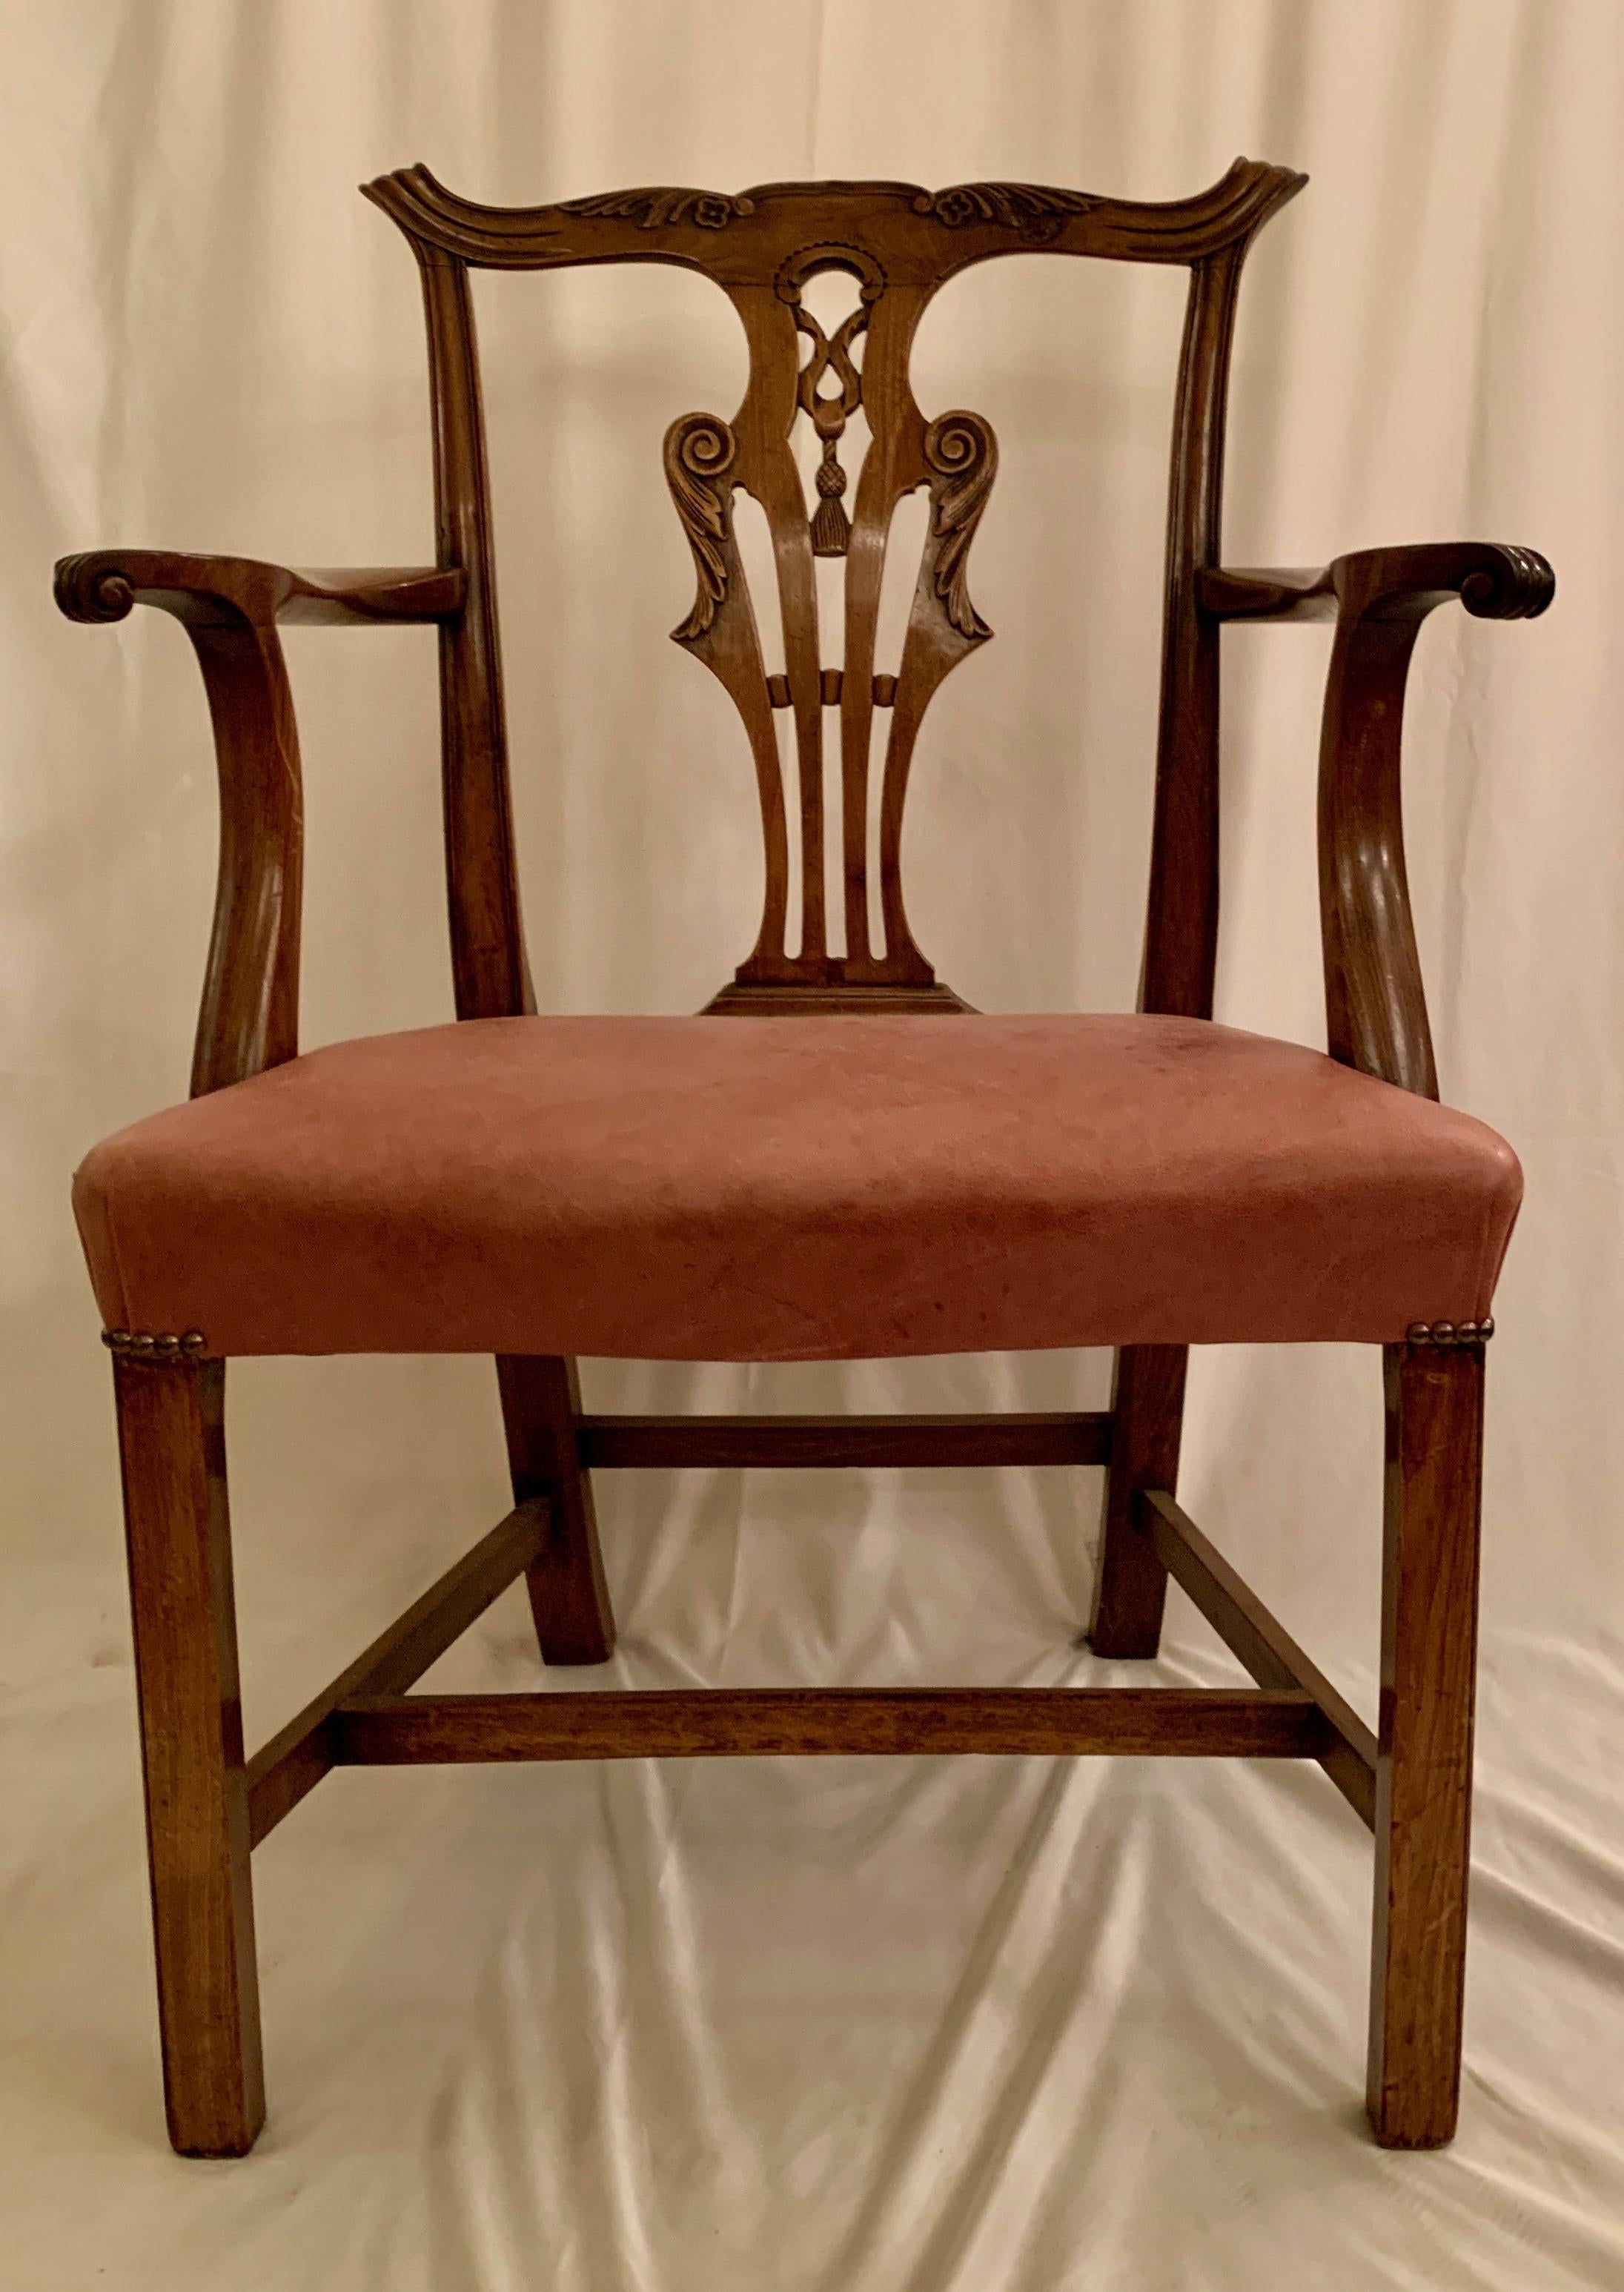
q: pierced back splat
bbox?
[362,163,1305,1016]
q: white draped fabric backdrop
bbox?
[1,2,1620,2285]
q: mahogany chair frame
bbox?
[56,161,1551,2159]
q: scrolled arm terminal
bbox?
[56,557,142,623]
[1459,543,1556,621]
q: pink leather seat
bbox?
[73,1012,1521,1362]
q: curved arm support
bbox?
[56,552,464,1096]
[182,613,302,1097]
[58,554,319,1096]
[1303,543,1553,1095]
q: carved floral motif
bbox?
[913,182,1099,233]
[560,188,753,231]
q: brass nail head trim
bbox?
[102,1328,208,1359]
[1405,1317,1494,1348]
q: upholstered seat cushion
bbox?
[72,1013,1521,1361]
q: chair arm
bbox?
[54,551,464,1097]
[55,549,464,630]
[1202,543,1553,1096]
[1196,546,1553,627]
[1197,563,1341,621]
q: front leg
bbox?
[1368,1334,1485,2147]
[113,1342,264,2156]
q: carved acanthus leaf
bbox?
[560,187,753,231]
[914,182,1099,233]
[924,411,998,641]
[663,414,737,642]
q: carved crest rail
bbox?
[363,162,1305,1015]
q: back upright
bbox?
[364,160,1305,1018]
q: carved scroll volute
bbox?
[665,413,736,644]
[875,409,998,967]
[921,410,997,643]
[663,411,789,965]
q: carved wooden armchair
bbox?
[56,159,1552,2159]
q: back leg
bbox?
[1088,1342,1188,1657]
[497,1354,616,1664]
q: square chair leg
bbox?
[1368,1339,1485,2148]
[497,1354,616,1664]
[113,1351,264,2157]
[1088,1342,1188,1657]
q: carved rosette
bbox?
[924,411,998,640]
[914,182,1099,238]
[663,414,737,643]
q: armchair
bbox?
[56,159,1551,2157]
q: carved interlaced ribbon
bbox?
[775,245,886,557]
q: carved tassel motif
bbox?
[798,312,865,556]
[812,437,850,556]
